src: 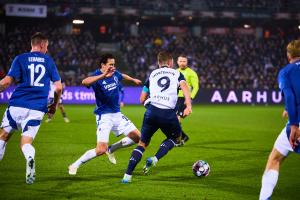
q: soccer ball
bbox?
[192,160,210,177]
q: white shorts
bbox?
[274,127,294,156]
[0,106,45,139]
[96,112,137,143]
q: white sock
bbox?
[153,156,158,164]
[0,140,7,161]
[123,173,132,180]
[109,137,135,153]
[259,169,279,200]
[21,144,35,160]
[72,148,97,168]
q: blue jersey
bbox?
[90,69,123,115]
[119,82,125,102]
[278,60,300,153]
[7,51,61,113]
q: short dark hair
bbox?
[31,32,48,46]
[157,51,172,65]
[178,54,187,58]
[100,53,115,65]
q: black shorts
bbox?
[176,97,186,118]
[141,105,182,145]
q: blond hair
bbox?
[287,40,300,58]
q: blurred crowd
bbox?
[120,27,289,90]
[0,27,98,86]
[0,26,295,89]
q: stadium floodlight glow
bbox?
[72,19,84,24]
[298,25,300,30]
[244,24,251,29]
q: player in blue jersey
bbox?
[0,32,62,184]
[121,51,192,183]
[259,40,300,200]
[68,54,142,175]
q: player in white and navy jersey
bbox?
[68,54,142,175]
[122,51,192,183]
[0,32,62,184]
[46,80,70,123]
[259,40,300,200]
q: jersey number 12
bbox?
[28,64,46,87]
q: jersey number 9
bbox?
[157,76,170,92]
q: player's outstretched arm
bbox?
[82,66,114,86]
[122,74,142,85]
[0,76,14,92]
[179,80,192,117]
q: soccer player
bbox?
[46,80,70,123]
[176,55,199,145]
[259,40,300,200]
[0,32,62,184]
[68,53,141,174]
[121,51,192,183]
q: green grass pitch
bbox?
[0,105,299,200]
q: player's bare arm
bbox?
[82,66,114,86]
[0,76,14,92]
[282,110,288,118]
[179,80,192,117]
[140,91,149,104]
[122,74,142,85]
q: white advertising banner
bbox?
[5,4,47,18]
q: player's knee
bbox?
[266,149,285,169]
[128,131,140,143]
[95,145,107,156]
[0,130,10,141]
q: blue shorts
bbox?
[141,105,182,145]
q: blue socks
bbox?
[126,146,145,175]
[155,139,175,160]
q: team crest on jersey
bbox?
[114,76,119,84]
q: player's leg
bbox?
[108,137,135,154]
[0,107,18,160]
[178,116,189,143]
[68,142,108,175]
[122,111,158,183]
[107,114,140,164]
[0,129,13,161]
[144,112,181,174]
[20,108,44,184]
[259,149,285,200]
[59,103,70,123]
[69,114,112,175]
[176,97,189,146]
[259,128,291,200]
[45,98,54,123]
